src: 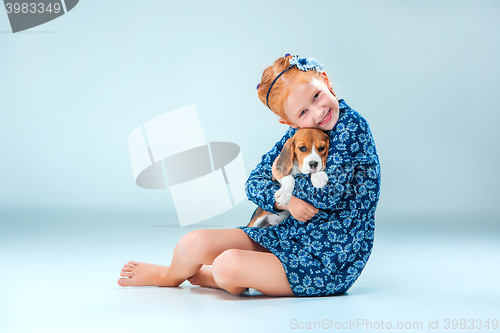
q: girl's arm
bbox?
[246,111,380,220]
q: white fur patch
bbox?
[275,175,295,206]
[267,210,291,226]
[311,171,329,188]
[253,210,291,227]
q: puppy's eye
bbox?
[299,146,307,153]
[318,146,325,152]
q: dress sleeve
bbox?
[244,127,297,214]
[292,112,381,211]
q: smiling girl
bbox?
[118,54,381,297]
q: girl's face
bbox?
[280,78,339,131]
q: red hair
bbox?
[256,55,336,122]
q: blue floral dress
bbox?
[237,99,381,297]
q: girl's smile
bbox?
[318,108,332,125]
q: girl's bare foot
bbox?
[187,265,220,289]
[118,261,170,287]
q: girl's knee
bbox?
[212,249,245,292]
[176,230,211,261]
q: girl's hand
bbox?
[275,195,318,222]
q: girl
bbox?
[118,54,381,297]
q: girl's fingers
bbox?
[301,213,314,222]
[305,209,318,221]
[304,206,318,215]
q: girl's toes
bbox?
[120,271,133,277]
[188,279,200,286]
[122,266,133,272]
[118,278,131,287]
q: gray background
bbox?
[1,0,499,219]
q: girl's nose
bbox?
[311,106,323,119]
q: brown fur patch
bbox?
[274,136,295,179]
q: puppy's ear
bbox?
[321,132,330,170]
[275,136,295,179]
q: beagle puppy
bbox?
[247,128,330,228]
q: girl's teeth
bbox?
[319,111,330,124]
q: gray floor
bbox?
[1,206,499,333]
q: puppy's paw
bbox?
[311,171,329,188]
[275,188,293,206]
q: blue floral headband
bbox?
[261,54,324,110]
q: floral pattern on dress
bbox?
[238,99,381,297]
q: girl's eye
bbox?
[299,109,307,117]
[313,92,320,101]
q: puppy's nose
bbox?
[309,161,318,169]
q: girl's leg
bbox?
[211,249,294,296]
[118,228,270,287]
